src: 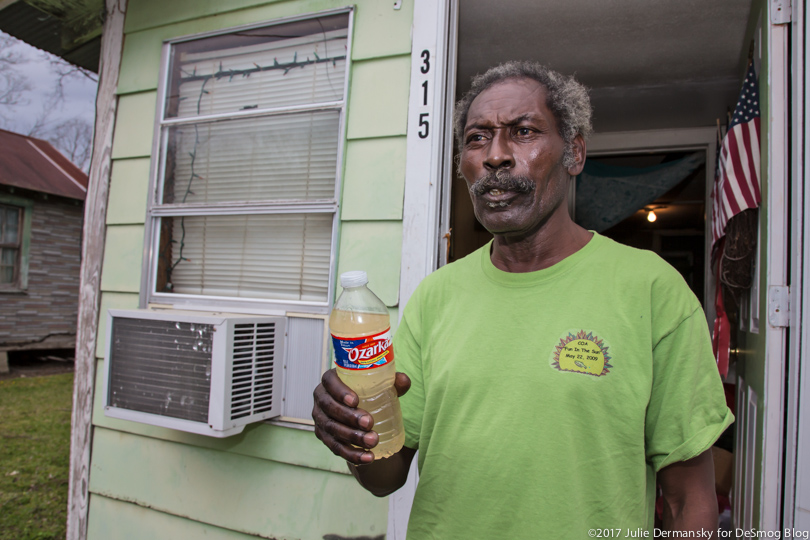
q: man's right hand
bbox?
[312,368,411,465]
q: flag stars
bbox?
[728,65,760,129]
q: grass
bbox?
[0,373,73,540]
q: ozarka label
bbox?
[332,328,394,370]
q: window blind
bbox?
[171,31,347,118]
[165,213,333,302]
[153,14,348,306]
[165,111,340,204]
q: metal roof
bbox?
[0,129,88,200]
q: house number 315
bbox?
[418,49,430,139]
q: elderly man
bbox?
[313,61,733,539]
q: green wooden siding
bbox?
[90,0,415,538]
[341,137,407,221]
[116,29,163,94]
[346,56,411,140]
[336,221,403,307]
[110,92,156,159]
[88,495,265,540]
[107,158,151,225]
[89,428,388,539]
[99,225,144,293]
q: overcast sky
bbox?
[1,30,97,135]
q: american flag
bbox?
[710,62,761,249]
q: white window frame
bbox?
[140,8,354,317]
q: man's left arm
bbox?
[658,449,718,536]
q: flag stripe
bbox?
[733,125,758,208]
[748,117,762,202]
[711,63,761,250]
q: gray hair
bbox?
[454,61,593,168]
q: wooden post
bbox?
[67,1,127,538]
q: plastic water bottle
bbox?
[330,271,405,459]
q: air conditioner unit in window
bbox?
[103,309,287,437]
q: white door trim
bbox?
[760,14,790,532]
[783,0,806,529]
[398,0,457,310]
[787,0,810,530]
[587,127,717,154]
[393,0,457,538]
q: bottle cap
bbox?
[340,271,368,288]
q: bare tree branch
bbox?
[0,34,32,112]
[46,118,94,172]
[27,110,54,138]
[48,57,98,103]
[0,32,95,171]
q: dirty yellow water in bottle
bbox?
[330,272,405,459]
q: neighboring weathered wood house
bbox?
[0,128,87,373]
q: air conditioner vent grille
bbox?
[230,322,278,420]
[108,318,214,422]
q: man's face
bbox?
[459,78,584,238]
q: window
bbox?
[146,11,351,310]
[0,204,27,290]
[0,204,22,285]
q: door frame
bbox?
[398,0,458,313]
[587,128,719,324]
[393,0,458,538]
[760,11,790,531]
[783,0,808,530]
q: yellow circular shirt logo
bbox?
[552,331,612,377]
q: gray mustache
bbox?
[469,170,536,196]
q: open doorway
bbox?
[448,152,706,299]
[446,0,752,274]
[449,150,708,303]
[440,0,754,531]
[591,152,708,304]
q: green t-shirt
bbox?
[394,233,734,539]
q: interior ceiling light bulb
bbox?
[647,210,657,223]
